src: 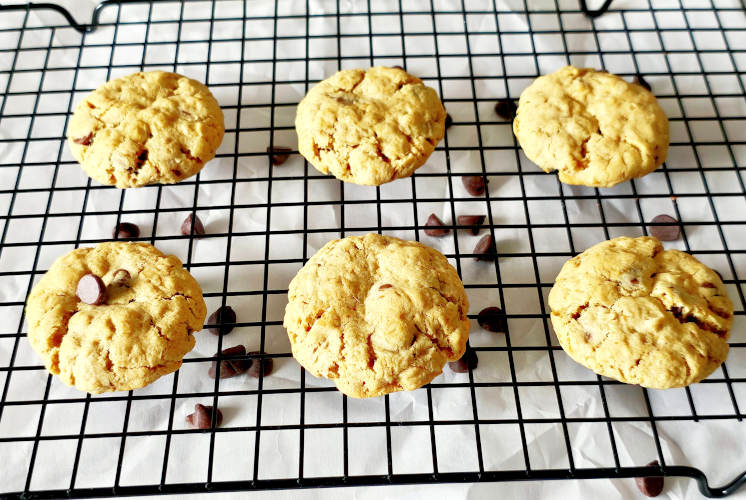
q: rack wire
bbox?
[0,0,745,497]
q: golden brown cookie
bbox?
[513,66,669,187]
[283,233,470,398]
[295,66,446,185]
[67,71,225,188]
[548,236,733,388]
[25,242,207,394]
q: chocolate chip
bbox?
[110,269,130,287]
[648,214,681,241]
[457,215,486,235]
[449,348,478,373]
[207,306,236,336]
[634,73,652,92]
[445,113,453,129]
[268,146,292,166]
[76,273,106,305]
[478,306,507,333]
[73,132,93,146]
[135,149,148,168]
[424,213,450,237]
[473,234,496,261]
[379,284,393,289]
[247,351,273,378]
[635,460,664,497]
[494,99,517,120]
[209,345,251,379]
[113,222,139,240]
[463,175,487,196]
[392,65,404,70]
[186,403,223,430]
[181,213,205,236]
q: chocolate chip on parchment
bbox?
[247,351,274,378]
[181,213,205,236]
[207,306,236,336]
[634,73,652,92]
[76,273,106,305]
[424,213,450,237]
[113,222,139,240]
[494,99,517,120]
[110,269,131,287]
[268,146,292,166]
[449,347,478,373]
[478,306,507,333]
[635,460,664,497]
[445,113,453,129]
[648,214,680,241]
[473,234,496,261]
[186,403,223,430]
[209,345,251,379]
[73,132,93,146]
[463,175,487,196]
[457,215,486,235]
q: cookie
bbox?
[25,242,207,394]
[513,66,669,187]
[283,233,470,398]
[295,66,446,185]
[67,71,225,188]
[548,236,733,388]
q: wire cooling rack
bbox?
[1,0,746,498]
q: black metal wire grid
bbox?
[0,0,745,498]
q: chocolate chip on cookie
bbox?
[635,461,664,497]
[473,234,496,261]
[110,269,131,287]
[181,213,205,236]
[114,222,139,240]
[209,345,250,379]
[77,273,106,305]
[247,352,273,378]
[424,213,450,237]
[268,146,292,166]
[463,175,487,196]
[494,99,517,120]
[72,132,93,146]
[648,214,680,241]
[478,306,507,332]
[186,403,223,429]
[449,347,478,373]
[207,305,236,336]
[457,215,485,235]
[445,113,453,129]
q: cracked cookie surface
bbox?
[67,71,225,188]
[283,233,470,398]
[548,236,732,388]
[513,66,669,187]
[25,242,207,393]
[295,66,446,185]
